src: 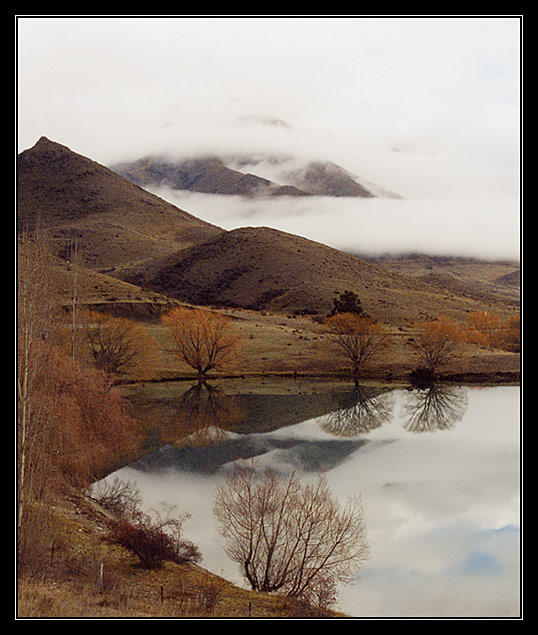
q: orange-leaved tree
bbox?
[411,316,464,375]
[81,310,158,378]
[161,307,241,380]
[325,313,388,377]
[464,310,521,352]
[501,313,521,352]
[464,310,503,348]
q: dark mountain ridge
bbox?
[112,155,312,198]
[111,152,391,199]
[17,137,517,325]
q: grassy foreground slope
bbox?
[18,491,343,618]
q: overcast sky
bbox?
[16,15,522,260]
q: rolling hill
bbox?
[361,253,520,305]
[125,225,517,325]
[17,137,518,326]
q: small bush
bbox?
[330,290,363,317]
[104,509,201,570]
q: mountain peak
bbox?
[17,136,222,257]
[35,135,54,145]
[31,136,71,154]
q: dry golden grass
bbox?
[143,306,520,384]
[17,493,344,619]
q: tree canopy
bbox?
[214,464,369,601]
[162,307,241,379]
[330,290,363,317]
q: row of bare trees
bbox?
[325,310,520,381]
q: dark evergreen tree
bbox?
[330,291,363,316]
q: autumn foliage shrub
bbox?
[104,508,201,570]
[43,347,141,487]
[19,340,142,508]
[463,311,520,352]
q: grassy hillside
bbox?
[17,491,343,618]
[363,253,520,304]
[137,226,518,326]
[17,137,223,275]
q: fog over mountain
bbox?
[17,16,521,260]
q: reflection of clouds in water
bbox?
[321,387,520,616]
[343,523,520,618]
[106,386,520,617]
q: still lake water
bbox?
[105,380,521,618]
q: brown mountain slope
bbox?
[136,226,517,325]
[227,154,402,198]
[17,138,518,327]
[111,153,395,199]
[362,253,520,305]
[17,137,223,274]
[113,156,312,198]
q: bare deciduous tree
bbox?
[81,310,157,377]
[162,307,241,380]
[214,464,369,601]
[17,229,60,549]
[325,312,388,377]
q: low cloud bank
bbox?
[147,185,520,262]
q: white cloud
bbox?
[16,15,521,260]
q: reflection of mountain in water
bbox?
[126,380,469,477]
[131,435,366,475]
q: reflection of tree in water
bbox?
[166,382,243,447]
[321,383,395,437]
[402,383,468,433]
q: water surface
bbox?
[108,381,521,618]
